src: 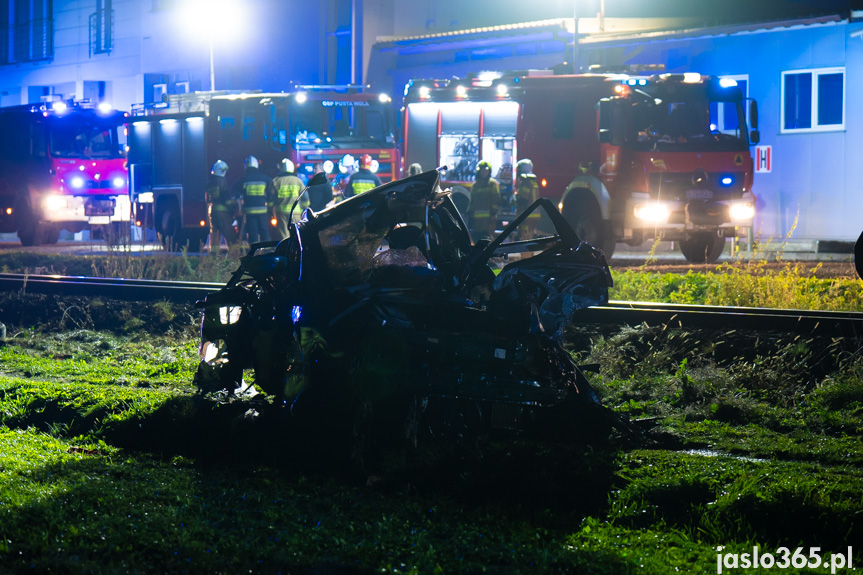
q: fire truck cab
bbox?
[128,88,398,247]
[401,70,759,262]
[0,101,130,246]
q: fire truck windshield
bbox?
[48,116,125,159]
[290,99,394,150]
[631,83,748,152]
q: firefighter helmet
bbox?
[211,160,228,177]
[359,154,373,170]
[279,158,295,173]
[476,160,492,176]
[515,158,534,177]
[407,163,423,176]
[339,154,356,173]
[244,155,259,169]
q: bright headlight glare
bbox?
[70,176,85,189]
[112,176,125,189]
[219,306,242,325]
[633,203,671,224]
[730,202,755,221]
[43,195,67,211]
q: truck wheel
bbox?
[155,200,183,249]
[14,198,41,247]
[566,199,616,258]
[680,233,725,263]
[41,226,60,245]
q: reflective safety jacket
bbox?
[206,174,234,213]
[345,169,382,199]
[515,176,540,219]
[272,172,306,214]
[232,167,273,215]
[468,177,501,220]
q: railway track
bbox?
[2,272,863,337]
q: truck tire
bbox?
[155,199,183,249]
[565,198,616,258]
[41,226,60,245]
[680,233,725,263]
[14,197,41,247]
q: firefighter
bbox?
[467,160,500,241]
[514,158,540,240]
[231,155,273,245]
[407,162,423,176]
[345,154,382,199]
[270,158,306,240]
[204,159,238,251]
[332,154,355,201]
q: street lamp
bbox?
[180,0,242,91]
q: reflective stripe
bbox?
[278,184,302,199]
[472,210,491,218]
[244,183,267,196]
[243,207,268,214]
[351,181,376,195]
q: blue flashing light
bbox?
[291,305,303,324]
[514,77,520,83]
[719,175,734,186]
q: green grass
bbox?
[0,315,861,573]
[611,261,863,311]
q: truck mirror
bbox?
[748,99,758,130]
[750,129,760,145]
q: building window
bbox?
[0,0,54,64]
[90,0,111,55]
[781,67,845,133]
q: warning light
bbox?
[199,220,206,227]
[5,207,11,215]
[270,218,278,227]
[541,178,547,188]
[135,220,142,227]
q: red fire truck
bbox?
[401,70,760,262]
[128,88,398,246]
[0,101,130,246]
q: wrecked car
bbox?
[194,170,626,448]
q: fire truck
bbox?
[0,101,130,246]
[128,88,398,246]
[401,70,760,262]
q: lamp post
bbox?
[181,0,240,92]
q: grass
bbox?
[611,260,863,311]
[0,292,861,573]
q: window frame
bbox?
[780,66,845,134]
[714,74,749,136]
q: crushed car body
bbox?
[194,170,627,444]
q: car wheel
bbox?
[155,200,183,249]
[680,233,725,263]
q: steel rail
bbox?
[0,273,222,302]
[1,273,862,337]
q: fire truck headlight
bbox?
[633,202,671,224]
[70,176,85,189]
[370,160,380,173]
[729,202,755,222]
[97,102,112,114]
[52,101,68,114]
[112,176,125,189]
[295,92,307,104]
[43,195,68,211]
[323,160,334,174]
[378,93,391,103]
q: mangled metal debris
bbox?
[194,170,629,448]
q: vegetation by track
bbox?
[0,278,861,573]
